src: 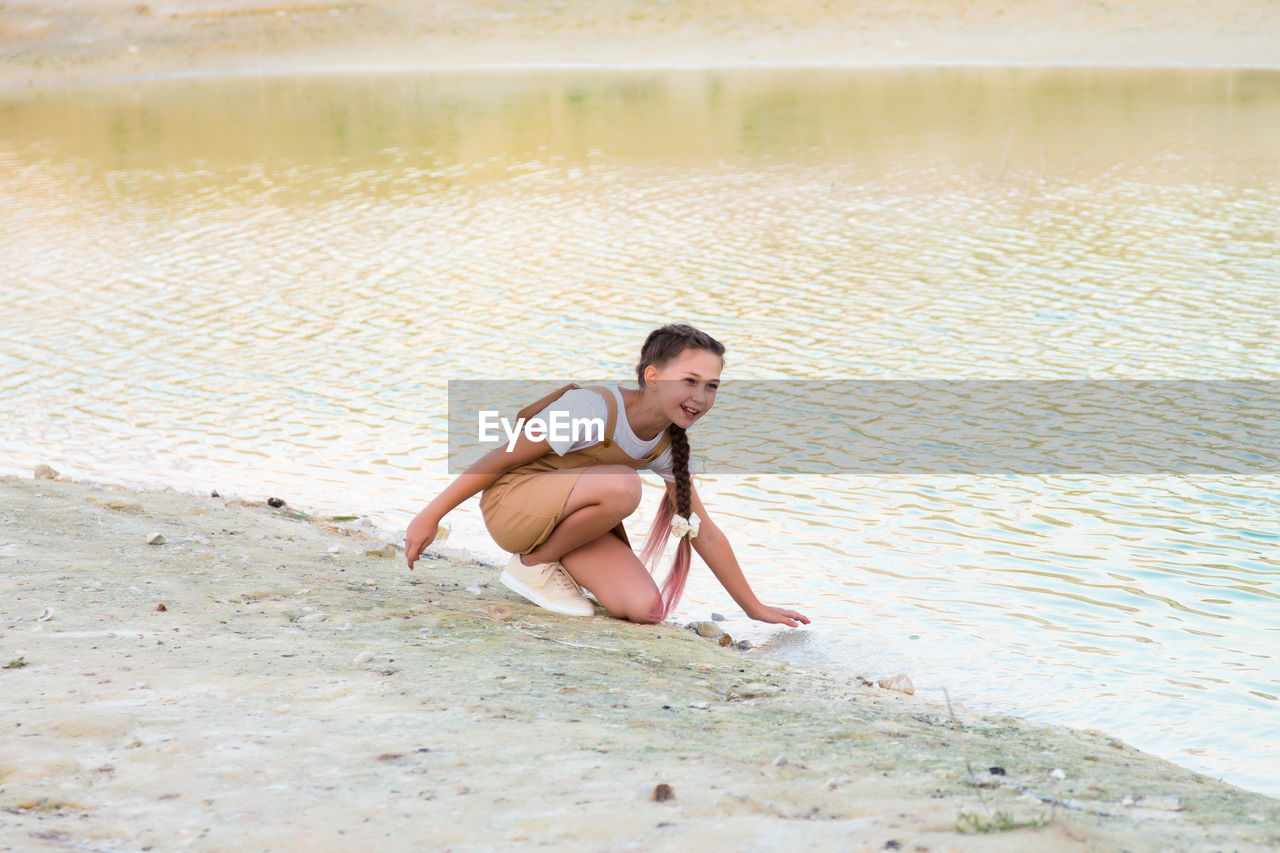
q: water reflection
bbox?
[2,67,1279,795]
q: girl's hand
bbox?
[748,604,811,627]
[405,510,442,570]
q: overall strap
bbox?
[643,429,672,463]
[582,386,619,447]
[585,385,671,460]
[516,383,580,422]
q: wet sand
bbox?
[1,0,1278,88]
[2,474,1278,850]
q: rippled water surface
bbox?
[3,68,1278,796]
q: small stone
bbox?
[364,544,398,558]
[691,621,726,639]
[732,639,753,650]
[465,586,483,595]
[156,603,167,612]
[210,490,220,498]
[717,633,733,647]
[710,612,725,622]
[772,755,789,767]
[327,546,341,555]
[36,607,55,622]
[652,783,674,802]
[1051,768,1067,780]
[687,701,709,710]
[988,766,1006,776]
[267,497,285,508]
[353,650,375,664]
[34,464,59,480]
[485,605,513,621]
[146,532,165,545]
[877,673,915,695]
[970,771,1003,789]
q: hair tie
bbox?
[670,512,700,539]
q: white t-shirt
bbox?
[530,385,676,482]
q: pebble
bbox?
[485,605,513,621]
[717,633,734,646]
[353,650,375,664]
[877,673,915,695]
[652,783,675,802]
[710,612,725,622]
[364,544,398,558]
[146,532,166,545]
[772,755,789,767]
[1051,768,1067,780]
[34,464,60,480]
[327,546,341,555]
[267,497,285,508]
[36,607,55,622]
[970,771,1004,789]
[691,621,726,639]
[732,639,753,650]
[687,701,709,710]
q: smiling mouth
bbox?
[680,405,700,419]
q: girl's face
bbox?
[645,347,722,429]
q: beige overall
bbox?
[479,384,671,555]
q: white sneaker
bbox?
[500,553,594,616]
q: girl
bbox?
[404,324,809,628]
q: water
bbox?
[2,67,1278,796]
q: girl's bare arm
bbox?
[668,482,810,627]
[405,434,550,568]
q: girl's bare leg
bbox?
[522,465,641,565]
[560,533,661,624]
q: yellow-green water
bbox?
[2,68,1278,796]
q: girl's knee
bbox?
[610,592,662,625]
[600,469,642,514]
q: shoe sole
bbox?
[499,569,594,617]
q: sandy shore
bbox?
[2,474,1278,850]
[2,0,1279,88]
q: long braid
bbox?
[634,324,724,622]
[668,425,691,519]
